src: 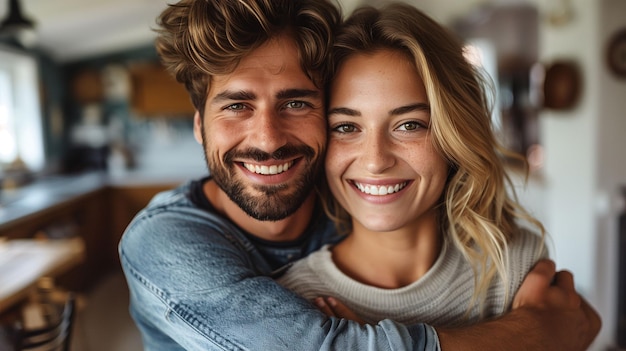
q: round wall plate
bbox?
[607,28,626,79]
[543,61,581,110]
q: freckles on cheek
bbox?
[324,142,343,168]
[325,148,352,187]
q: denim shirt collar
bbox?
[188,177,342,277]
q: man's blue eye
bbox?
[286,101,305,109]
[227,103,245,110]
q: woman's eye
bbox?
[397,121,423,131]
[333,124,357,133]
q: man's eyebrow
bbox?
[276,89,320,100]
[211,89,319,105]
[390,102,430,116]
[211,90,257,104]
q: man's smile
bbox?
[243,161,294,175]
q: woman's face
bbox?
[326,49,449,233]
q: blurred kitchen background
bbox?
[0,0,624,350]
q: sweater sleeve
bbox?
[506,228,549,308]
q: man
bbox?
[119,0,600,350]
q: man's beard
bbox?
[203,140,323,221]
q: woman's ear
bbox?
[193,111,203,144]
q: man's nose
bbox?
[249,109,288,154]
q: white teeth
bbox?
[354,181,407,196]
[244,161,292,175]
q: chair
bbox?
[10,293,76,351]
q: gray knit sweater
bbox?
[277,229,546,327]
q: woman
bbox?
[278,3,547,327]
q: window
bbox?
[0,48,45,173]
[463,39,502,134]
[453,4,543,170]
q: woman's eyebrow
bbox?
[328,103,430,117]
[390,102,430,116]
[327,107,360,117]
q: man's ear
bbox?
[193,111,203,144]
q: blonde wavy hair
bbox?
[322,3,546,314]
[155,0,341,114]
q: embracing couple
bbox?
[119,0,601,350]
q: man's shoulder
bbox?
[118,179,256,292]
[141,179,196,213]
[119,178,245,255]
[132,179,232,228]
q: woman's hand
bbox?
[314,297,366,325]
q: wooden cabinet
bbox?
[129,63,195,117]
[108,184,176,268]
[71,69,104,104]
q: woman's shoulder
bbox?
[505,227,549,293]
[280,245,334,278]
[508,227,548,260]
[276,245,335,299]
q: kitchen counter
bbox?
[0,168,206,231]
[0,237,85,313]
[0,167,206,293]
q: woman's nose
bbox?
[360,132,395,174]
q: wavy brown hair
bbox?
[322,3,546,315]
[155,0,342,113]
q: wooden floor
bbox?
[71,271,143,351]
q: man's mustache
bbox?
[224,145,315,163]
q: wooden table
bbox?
[0,237,85,314]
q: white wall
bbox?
[431,0,624,348]
[532,0,626,348]
[595,0,626,347]
[532,0,600,298]
[341,0,625,349]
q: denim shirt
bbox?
[119,178,440,350]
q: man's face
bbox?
[194,35,326,221]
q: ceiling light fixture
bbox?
[0,0,37,47]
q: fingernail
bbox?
[327,297,336,307]
[314,297,326,307]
